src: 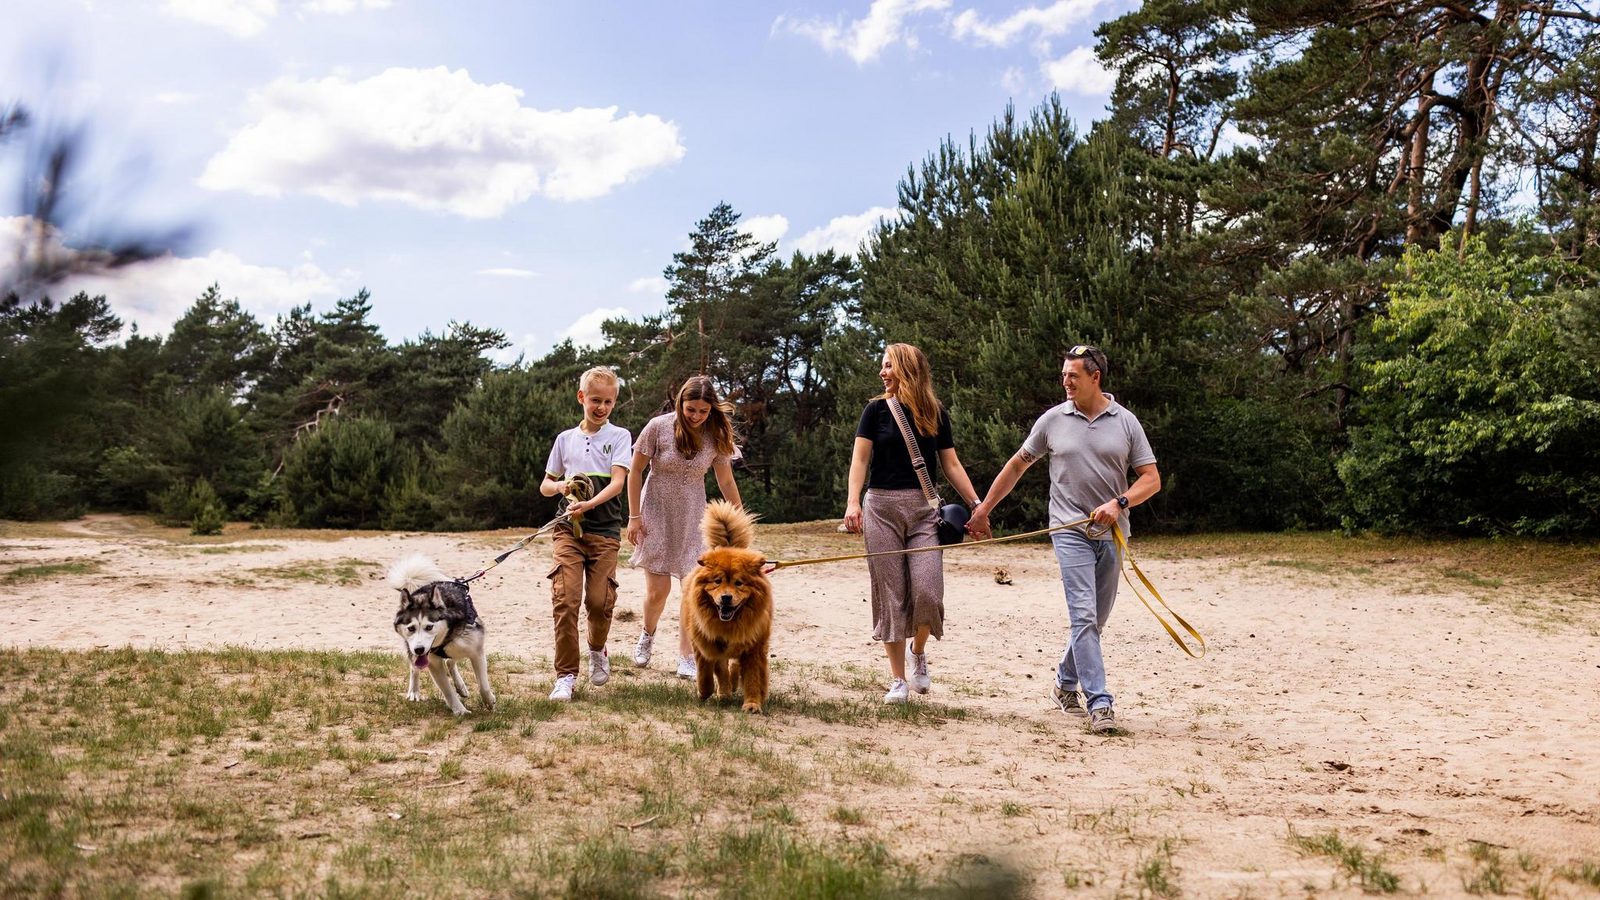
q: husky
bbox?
[389,554,496,716]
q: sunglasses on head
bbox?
[1063,344,1107,376]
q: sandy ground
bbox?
[3,515,1598,896]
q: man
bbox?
[968,345,1160,735]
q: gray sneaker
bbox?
[909,651,931,694]
[1089,706,1121,735]
[588,648,610,686]
[1052,683,1087,717]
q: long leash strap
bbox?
[765,517,1097,570]
[885,396,941,510]
[458,473,598,584]
[768,518,1206,659]
[1109,525,1207,658]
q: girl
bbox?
[842,343,980,703]
[626,376,744,679]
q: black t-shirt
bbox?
[856,398,954,491]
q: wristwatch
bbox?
[1115,495,1129,509]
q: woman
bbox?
[626,376,744,679]
[842,343,980,704]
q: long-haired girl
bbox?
[626,375,744,678]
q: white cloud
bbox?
[477,267,539,278]
[199,67,686,218]
[163,0,277,38]
[951,0,1104,46]
[489,332,545,367]
[627,275,669,295]
[300,0,392,13]
[740,214,790,247]
[777,0,952,64]
[162,0,388,35]
[2,216,347,336]
[793,206,899,257]
[1001,66,1029,95]
[1043,46,1116,95]
[151,91,200,105]
[558,306,632,350]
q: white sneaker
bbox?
[633,631,654,667]
[884,678,910,704]
[588,648,610,686]
[676,655,697,679]
[548,674,577,701]
[909,651,930,694]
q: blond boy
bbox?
[540,366,632,701]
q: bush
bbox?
[188,478,226,536]
[0,464,85,520]
[279,416,403,529]
[1339,237,1600,535]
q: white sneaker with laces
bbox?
[884,678,910,704]
[676,655,697,680]
[633,631,654,667]
[548,673,577,701]
[589,648,610,686]
[909,651,931,694]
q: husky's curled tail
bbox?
[702,500,757,550]
[388,554,451,595]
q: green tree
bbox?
[0,291,122,518]
[1339,236,1600,535]
[161,284,272,399]
[279,415,404,529]
[433,345,594,529]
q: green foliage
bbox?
[279,416,404,529]
[1340,237,1600,535]
[432,353,585,530]
[187,478,226,536]
[0,292,121,518]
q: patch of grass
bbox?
[1133,837,1181,898]
[247,558,375,586]
[1560,861,1600,889]
[1288,827,1401,893]
[0,646,1016,897]
[191,544,286,555]
[999,800,1029,818]
[1463,841,1509,895]
[1263,558,1339,574]
[830,806,865,825]
[1,561,102,583]
[1144,531,1600,615]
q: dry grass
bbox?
[0,647,1014,898]
[1140,531,1600,600]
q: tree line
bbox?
[4,0,1597,536]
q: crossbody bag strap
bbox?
[885,396,941,510]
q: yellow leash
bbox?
[766,518,1206,659]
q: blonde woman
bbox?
[626,376,743,679]
[842,344,980,703]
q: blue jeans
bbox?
[1051,530,1120,711]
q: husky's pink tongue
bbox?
[412,654,429,670]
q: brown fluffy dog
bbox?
[681,500,772,713]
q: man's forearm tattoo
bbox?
[1016,449,1040,466]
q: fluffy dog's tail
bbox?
[387,554,450,593]
[702,500,757,550]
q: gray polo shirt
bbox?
[1020,394,1156,538]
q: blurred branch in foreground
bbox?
[3,99,193,302]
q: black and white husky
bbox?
[389,555,496,716]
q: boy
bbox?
[540,366,632,701]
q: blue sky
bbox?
[3,0,1128,361]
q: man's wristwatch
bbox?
[1115,495,1129,509]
